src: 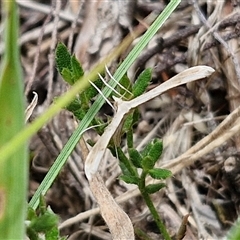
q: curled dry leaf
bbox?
[90,173,135,240]
[25,91,38,122]
[84,66,214,240]
[176,214,190,240]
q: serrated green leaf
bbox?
[122,112,134,132]
[56,43,84,86]
[119,162,131,177]
[141,142,153,158]
[126,129,134,149]
[117,147,131,166]
[29,210,58,233]
[27,207,37,221]
[66,98,81,112]
[92,117,106,135]
[122,109,140,133]
[117,147,137,176]
[72,108,87,121]
[117,74,133,100]
[79,92,90,109]
[148,168,172,180]
[132,109,140,126]
[71,55,84,83]
[45,225,59,240]
[129,148,142,168]
[61,68,73,85]
[145,183,166,194]
[26,227,38,240]
[55,43,71,75]
[148,139,163,164]
[132,68,152,97]
[120,175,139,185]
[142,156,155,170]
[84,78,104,100]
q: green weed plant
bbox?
[55,43,172,239]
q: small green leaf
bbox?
[84,78,104,100]
[26,227,38,240]
[79,92,90,109]
[117,74,133,100]
[132,109,140,125]
[66,98,81,112]
[145,183,166,194]
[142,156,155,170]
[27,207,37,222]
[55,43,71,75]
[132,68,152,97]
[45,225,60,240]
[129,148,142,168]
[148,168,172,180]
[119,162,132,177]
[141,142,153,158]
[56,43,85,85]
[120,175,139,185]
[73,109,87,121]
[126,129,134,149]
[118,147,131,166]
[61,68,73,85]
[148,139,163,164]
[29,210,58,233]
[123,113,134,132]
[117,147,137,176]
[122,109,140,133]
[71,55,84,83]
[92,117,106,134]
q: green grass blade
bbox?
[0,1,27,238]
[29,0,181,209]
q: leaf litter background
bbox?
[2,0,240,239]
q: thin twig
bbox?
[192,0,240,85]
[161,105,240,173]
[46,0,61,106]
[67,1,84,51]
[136,12,240,74]
[16,0,82,24]
[25,13,52,95]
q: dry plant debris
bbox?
[4,0,240,239]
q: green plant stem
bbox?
[117,147,137,176]
[0,1,27,238]
[139,171,171,240]
[127,129,134,149]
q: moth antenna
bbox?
[89,80,116,111]
[98,73,122,98]
[105,65,133,96]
